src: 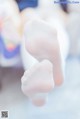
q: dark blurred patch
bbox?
[0,67,24,90]
[15,0,38,11]
[60,0,68,13]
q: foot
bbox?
[24,20,64,86]
[21,60,54,106]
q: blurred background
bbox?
[0,0,80,119]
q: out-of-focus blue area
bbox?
[0,35,20,59]
[16,0,38,11]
